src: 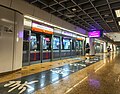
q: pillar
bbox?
[0,6,23,73]
[13,12,24,70]
[103,42,107,53]
[89,38,95,55]
[113,45,116,52]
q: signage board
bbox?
[24,18,32,27]
[53,28,62,34]
[32,23,53,34]
[62,31,73,37]
[88,31,101,38]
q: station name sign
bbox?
[32,22,53,34]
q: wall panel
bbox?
[0,6,14,73]
[11,0,34,15]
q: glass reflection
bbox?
[39,73,46,88]
[30,35,37,51]
[50,70,59,82]
[53,37,60,50]
[43,36,51,50]
[62,38,70,50]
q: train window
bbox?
[30,35,37,50]
[62,38,70,50]
[53,37,60,50]
[30,33,40,51]
[76,41,80,50]
[43,36,51,50]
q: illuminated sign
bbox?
[62,31,73,37]
[72,34,77,38]
[24,18,32,27]
[88,31,101,38]
[32,23,53,34]
[53,28,62,34]
[76,36,84,40]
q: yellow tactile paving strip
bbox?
[0,56,87,83]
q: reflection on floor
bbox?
[66,52,119,94]
[0,55,104,94]
[0,56,85,83]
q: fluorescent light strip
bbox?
[24,15,87,37]
[115,9,120,17]
[119,21,120,26]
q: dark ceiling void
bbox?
[24,0,120,33]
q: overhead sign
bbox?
[62,31,73,37]
[53,28,62,34]
[76,36,84,40]
[32,23,53,34]
[72,34,77,38]
[88,31,101,38]
[24,18,32,27]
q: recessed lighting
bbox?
[72,8,76,11]
[115,9,120,17]
[65,14,75,18]
[106,20,113,23]
[105,14,109,17]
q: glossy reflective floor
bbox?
[0,52,119,94]
[66,52,119,94]
[0,56,85,83]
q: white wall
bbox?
[13,12,23,70]
[0,5,23,73]
[86,38,89,43]
[103,42,107,52]
[113,44,116,52]
[0,6,14,73]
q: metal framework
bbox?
[25,0,120,33]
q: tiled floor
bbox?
[0,52,118,94]
[64,52,119,94]
[33,55,106,94]
[0,56,85,83]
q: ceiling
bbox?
[105,32,120,41]
[24,0,120,33]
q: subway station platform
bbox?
[0,52,119,94]
[0,0,120,94]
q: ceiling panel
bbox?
[24,0,120,33]
[106,32,120,41]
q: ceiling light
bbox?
[118,21,120,25]
[105,14,109,17]
[65,14,75,18]
[106,20,113,23]
[1,18,14,24]
[72,8,76,11]
[24,15,87,37]
[115,9,120,17]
